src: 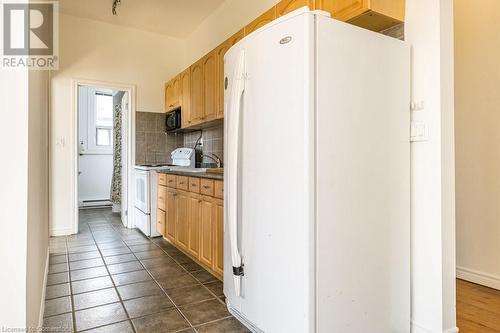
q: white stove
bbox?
[133,148,196,237]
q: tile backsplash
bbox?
[183,124,224,166]
[135,112,184,165]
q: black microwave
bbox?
[166,109,181,131]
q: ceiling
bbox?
[59,0,225,38]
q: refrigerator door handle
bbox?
[227,50,246,297]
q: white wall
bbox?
[455,0,500,290]
[0,44,49,333]
[183,0,280,66]
[405,0,456,332]
[0,66,29,330]
[26,70,50,328]
[50,14,185,235]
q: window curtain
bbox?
[111,103,122,207]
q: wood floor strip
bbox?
[457,279,500,333]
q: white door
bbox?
[224,10,315,333]
[78,86,114,205]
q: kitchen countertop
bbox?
[157,169,224,181]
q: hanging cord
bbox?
[193,130,203,149]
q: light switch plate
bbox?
[410,121,428,142]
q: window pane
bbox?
[96,128,112,146]
[96,94,113,127]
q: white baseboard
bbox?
[50,227,75,237]
[38,247,49,327]
[457,266,500,290]
[412,321,459,333]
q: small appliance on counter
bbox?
[170,147,196,168]
[133,148,196,237]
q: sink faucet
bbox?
[202,153,223,168]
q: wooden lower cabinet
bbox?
[160,175,224,280]
[165,188,177,242]
[175,190,189,251]
[156,209,165,237]
[213,199,224,276]
[188,193,202,258]
[200,196,215,267]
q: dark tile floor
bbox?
[43,208,249,333]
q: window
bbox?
[95,93,113,147]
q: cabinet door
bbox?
[203,50,217,122]
[216,29,244,119]
[315,0,368,21]
[188,193,202,258]
[244,7,277,35]
[180,69,191,128]
[213,199,224,276]
[165,81,174,112]
[158,185,167,211]
[276,0,313,16]
[172,75,181,108]
[200,196,215,267]
[165,189,177,242]
[190,59,204,124]
[156,209,165,237]
[176,191,189,251]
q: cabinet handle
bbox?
[198,200,202,203]
[179,182,185,185]
[203,185,210,189]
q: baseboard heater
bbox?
[80,199,112,208]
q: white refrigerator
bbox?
[224,8,410,333]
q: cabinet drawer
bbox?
[177,176,189,191]
[200,179,215,196]
[158,173,167,186]
[214,181,223,199]
[166,175,176,187]
[156,209,165,236]
[189,177,200,193]
[158,186,167,211]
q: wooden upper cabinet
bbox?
[216,29,244,119]
[165,81,173,112]
[165,75,181,112]
[180,69,191,128]
[315,0,366,21]
[277,0,314,16]
[190,59,205,124]
[202,50,217,122]
[245,7,277,35]
[315,0,404,31]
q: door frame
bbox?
[71,78,136,232]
